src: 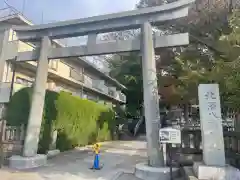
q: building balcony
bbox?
[92,80,108,94]
[69,69,85,83]
[108,89,115,97]
[15,62,126,104]
[84,75,93,88]
[113,91,126,103]
[119,92,126,103]
[107,88,126,103]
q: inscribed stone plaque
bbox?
[198,84,225,166]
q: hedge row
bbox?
[6,88,116,153]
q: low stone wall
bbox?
[1,141,23,165]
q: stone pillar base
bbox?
[193,162,240,180]
[47,149,60,158]
[134,163,179,180]
[9,154,47,170]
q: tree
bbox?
[107,0,240,118]
[167,9,240,115]
[211,10,240,110]
[108,53,143,116]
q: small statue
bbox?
[91,143,101,170]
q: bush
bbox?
[6,88,32,126]
[6,88,115,153]
[55,91,115,151]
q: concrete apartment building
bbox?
[0,8,126,106]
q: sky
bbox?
[0,0,139,24]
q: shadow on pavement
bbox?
[2,141,147,180]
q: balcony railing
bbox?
[92,80,108,94]
[108,90,126,103]
[84,75,93,88]
[93,84,108,94]
[0,5,33,24]
[100,85,108,94]
[69,69,84,82]
[119,92,126,102]
[13,62,125,102]
[0,7,21,20]
[108,89,115,97]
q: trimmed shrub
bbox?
[6,87,32,126]
[6,88,115,153]
[55,91,115,151]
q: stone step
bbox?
[115,173,141,180]
[181,166,198,180]
[115,172,185,180]
[174,177,184,180]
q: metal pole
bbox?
[0,120,6,168]
[41,11,44,24]
[22,0,26,14]
[168,143,173,180]
[141,22,163,167]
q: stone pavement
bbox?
[0,141,147,180]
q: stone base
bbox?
[193,162,240,180]
[9,154,47,170]
[181,166,198,180]
[47,149,60,158]
[134,163,179,180]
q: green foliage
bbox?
[109,53,143,116]
[55,91,115,151]
[38,91,58,153]
[6,88,32,126]
[171,10,240,109]
[6,88,115,153]
[212,10,240,110]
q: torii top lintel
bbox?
[12,0,194,41]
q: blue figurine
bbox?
[91,143,101,170]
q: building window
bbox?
[69,68,84,82]
[15,77,33,87]
[49,60,58,71]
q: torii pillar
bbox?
[0,30,9,119]
[141,22,163,167]
[9,36,51,169]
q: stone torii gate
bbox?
[0,0,194,172]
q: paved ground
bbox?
[0,141,147,180]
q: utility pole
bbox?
[22,0,26,14]
[41,11,44,24]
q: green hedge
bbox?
[6,88,115,153]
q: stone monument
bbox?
[193,84,240,180]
